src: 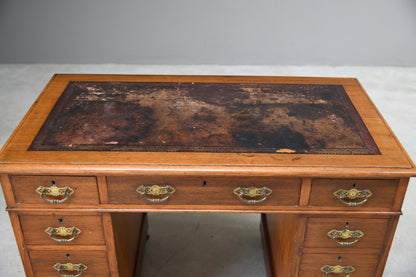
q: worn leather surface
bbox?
[30,81,379,154]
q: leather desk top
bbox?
[0,75,415,177]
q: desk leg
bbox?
[106,213,148,277]
[260,214,275,277]
[261,214,302,277]
[134,213,148,277]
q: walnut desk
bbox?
[1,75,415,277]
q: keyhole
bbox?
[338,256,343,262]
[345,222,350,228]
[202,181,207,187]
[51,180,56,185]
[66,254,70,259]
[352,183,356,188]
[59,218,63,224]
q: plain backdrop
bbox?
[1,0,416,65]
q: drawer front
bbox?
[299,253,379,277]
[107,176,301,207]
[19,214,105,245]
[10,175,99,205]
[309,179,399,209]
[29,250,109,277]
[303,217,391,249]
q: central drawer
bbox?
[107,176,301,206]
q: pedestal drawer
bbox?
[309,179,399,210]
[10,175,99,205]
[19,213,105,245]
[299,252,379,277]
[29,250,109,277]
[107,176,301,207]
[303,216,391,249]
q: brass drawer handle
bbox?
[53,262,87,277]
[327,229,364,246]
[333,188,372,207]
[233,186,272,204]
[36,181,74,204]
[320,265,355,276]
[45,226,81,243]
[136,184,176,203]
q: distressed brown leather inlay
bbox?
[29,81,379,154]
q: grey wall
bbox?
[1,0,415,66]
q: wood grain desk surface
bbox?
[0,74,415,178]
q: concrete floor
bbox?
[0,64,415,276]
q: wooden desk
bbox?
[1,75,415,276]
